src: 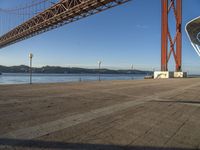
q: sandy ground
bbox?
[0,78,200,150]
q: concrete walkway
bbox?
[0,78,200,149]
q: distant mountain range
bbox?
[0,65,152,74]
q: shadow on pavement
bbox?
[0,138,196,150]
[151,100,200,105]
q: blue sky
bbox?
[0,0,200,73]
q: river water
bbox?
[0,73,148,85]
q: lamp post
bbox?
[131,64,134,80]
[29,53,33,84]
[98,61,101,81]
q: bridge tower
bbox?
[161,0,182,72]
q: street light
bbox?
[29,53,33,84]
[98,61,101,81]
[131,64,134,80]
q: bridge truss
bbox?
[161,0,182,72]
[0,0,129,49]
[0,0,184,72]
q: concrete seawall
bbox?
[0,79,200,149]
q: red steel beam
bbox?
[161,0,182,72]
[176,0,182,71]
[161,0,168,71]
[0,0,129,49]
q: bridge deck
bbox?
[0,79,200,149]
[0,0,129,49]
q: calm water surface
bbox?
[0,73,148,85]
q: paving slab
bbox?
[0,79,200,150]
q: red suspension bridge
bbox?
[0,0,183,72]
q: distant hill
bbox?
[0,65,152,74]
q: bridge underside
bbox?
[0,0,129,49]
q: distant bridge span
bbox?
[0,0,184,72]
[0,0,129,49]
